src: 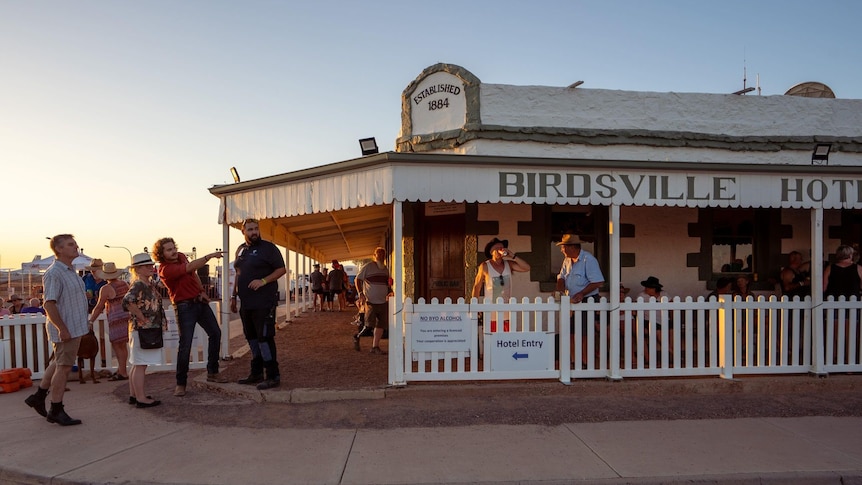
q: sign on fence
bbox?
[489,332,554,371]
[411,311,470,352]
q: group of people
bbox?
[24,234,231,426]
[309,260,349,311]
[0,295,45,316]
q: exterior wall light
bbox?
[811,143,831,165]
[359,137,379,156]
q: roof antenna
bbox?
[732,48,754,95]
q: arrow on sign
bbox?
[512,352,529,360]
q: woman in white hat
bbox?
[89,262,130,380]
[122,253,165,408]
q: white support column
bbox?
[608,204,622,380]
[220,219,231,358]
[294,251,300,318]
[285,250,292,320]
[302,254,309,311]
[391,201,406,386]
[283,248,291,322]
[811,207,826,376]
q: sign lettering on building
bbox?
[497,171,862,207]
[409,71,467,137]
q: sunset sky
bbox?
[2,0,861,273]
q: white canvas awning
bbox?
[210,152,862,261]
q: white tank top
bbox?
[483,260,512,301]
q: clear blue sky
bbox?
[2,0,860,270]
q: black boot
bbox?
[237,373,264,385]
[24,387,48,417]
[46,402,82,426]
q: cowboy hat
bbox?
[619,283,631,294]
[555,234,582,246]
[640,276,663,290]
[483,237,509,259]
[96,262,123,280]
[85,258,104,271]
[8,294,23,302]
[130,253,155,267]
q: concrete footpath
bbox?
[2,379,862,485]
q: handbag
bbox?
[138,327,164,349]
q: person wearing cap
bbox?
[471,237,531,332]
[231,218,286,390]
[8,294,26,314]
[89,262,131,380]
[122,253,165,408]
[309,263,325,311]
[153,237,227,397]
[24,234,89,426]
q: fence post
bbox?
[719,295,734,379]
[609,298,622,380]
[391,297,408,386]
[559,296,571,384]
[811,297,826,376]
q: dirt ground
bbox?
[114,306,862,430]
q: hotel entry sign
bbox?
[410,71,467,136]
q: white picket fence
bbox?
[399,295,862,384]
[0,303,217,379]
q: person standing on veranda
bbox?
[24,234,89,426]
[356,247,392,354]
[471,237,531,332]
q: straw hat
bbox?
[85,258,103,271]
[555,234,582,246]
[96,262,123,280]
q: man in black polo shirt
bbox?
[230,218,286,390]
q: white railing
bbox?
[0,303,219,379]
[397,295,862,384]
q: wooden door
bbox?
[421,214,466,301]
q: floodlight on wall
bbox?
[230,167,241,183]
[359,137,379,156]
[811,143,831,165]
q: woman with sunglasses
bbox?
[471,237,531,332]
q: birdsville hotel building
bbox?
[209,64,862,385]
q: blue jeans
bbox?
[175,301,222,385]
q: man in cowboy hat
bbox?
[82,258,107,312]
[82,258,108,365]
[555,234,605,367]
[7,294,26,314]
[554,234,605,303]
[637,276,672,364]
